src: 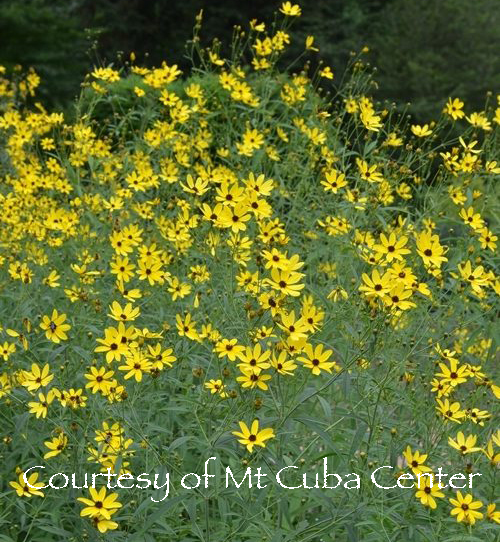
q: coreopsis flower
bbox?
[403,446,432,476]
[266,269,305,297]
[356,159,384,183]
[466,112,491,131]
[415,231,448,268]
[95,326,129,363]
[147,344,176,370]
[44,433,68,459]
[478,228,497,251]
[383,283,415,312]
[305,36,318,52]
[110,256,135,282]
[279,2,301,16]
[411,124,432,137]
[40,309,71,343]
[320,66,334,79]
[435,398,466,423]
[42,270,60,287]
[118,350,152,382]
[10,471,45,497]
[324,279,347,298]
[28,390,56,418]
[467,407,491,426]
[459,207,484,230]
[0,341,15,361]
[176,313,199,341]
[232,420,275,452]
[486,504,500,524]
[435,359,469,387]
[270,350,297,376]
[457,261,488,293]
[374,232,410,262]
[414,474,445,509]
[107,301,140,322]
[214,338,245,361]
[321,170,347,193]
[85,366,115,394]
[359,102,382,131]
[236,369,272,390]
[77,487,122,520]
[443,97,465,120]
[236,344,271,375]
[359,269,391,298]
[277,310,309,342]
[448,432,481,455]
[449,492,483,525]
[204,379,228,398]
[298,343,338,375]
[22,363,54,392]
[90,515,119,534]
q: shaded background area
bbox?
[0,0,499,118]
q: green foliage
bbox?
[370,0,500,119]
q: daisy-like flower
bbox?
[22,363,54,392]
[85,366,115,394]
[359,269,391,298]
[214,338,246,361]
[204,379,228,398]
[107,301,140,321]
[118,350,152,382]
[414,474,445,509]
[298,343,338,375]
[40,309,71,343]
[374,232,410,262]
[28,390,56,418]
[10,471,45,497]
[77,487,122,520]
[279,2,301,17]
[232,420,275,452]
[403,446,432,476]
[435,359,469,387]
[448,432,481,455]
[449,491,483,525]
[411,124,432,137]
[44,433,68,459]
[435,398,466,423]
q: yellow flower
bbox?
[305,36,319,52]
[443,97,465,120]
[449,491,483,525]
[319,66,334,79]
[40,309,71,343]
[411,124,432,137]
[85,366,115,394]
[403,446,432,476]
[232,420,275,452]
[77,487,122,520]
[414,474,445,509]
[10,471,45,497]
[435,398,466,423]
[118,350,152,382]
[28,390,56,418]
[459,206,484,230]
[298,343,338,375]
[204,379,228,398]
[22,363,54,392]
[279,2,301,17]
[44,433,68,459]
[448,432,481,455]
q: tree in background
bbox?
[0,0,498,118]
[370,0,500,118]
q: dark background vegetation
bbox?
[1,0,499,118]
